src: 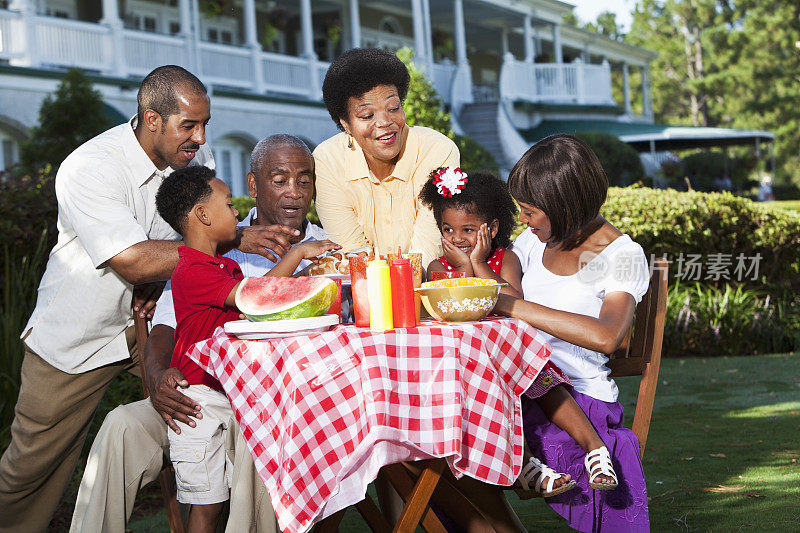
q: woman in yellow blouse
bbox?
[313,48,460,266]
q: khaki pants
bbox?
[0,329,139,533]
[69,398,278,533]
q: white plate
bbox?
[310,273,351,285]
[225,314,339,339]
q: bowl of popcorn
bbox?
[415,277,506,322]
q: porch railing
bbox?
[499,55,615,106]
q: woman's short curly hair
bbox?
[322,48,410,130]
[419,170,518,249]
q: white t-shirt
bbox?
[152,208,328,329]
[510,229,650,402]
[22,118,214,374]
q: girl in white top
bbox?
[496,134,651,532]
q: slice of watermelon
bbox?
[235,276,337,322]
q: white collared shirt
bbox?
[22,118,214,374]
[152,208,328,329]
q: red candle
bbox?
[389,254,417,328]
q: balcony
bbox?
[499,55,615,107]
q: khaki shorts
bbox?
[167,385,234,505]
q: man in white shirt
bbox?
[0,68,300,532]
[70,135,329,532]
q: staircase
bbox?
[457,102,510,176]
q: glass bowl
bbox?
[415,278,506,322]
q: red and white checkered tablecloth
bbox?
[188,318,551,533]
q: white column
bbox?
[501,28,509,56]
[552,22,563,63]
[242,0,264,92]
[411,0,426,62]
[642,65,652,117]
[349,0,361,48]
[450,0,472,115]
[192,0,202,70]
[622,62,632,115]
[177,0,196,74]
[10,0,38,68]
[454,0,467,66]
[523,15,533,63]
[422,0,433,67]
[574,57,584,103]
[100,0,126,76]
[179,0,192,38]
[300,0,320,99]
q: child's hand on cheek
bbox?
[441,237,470,270]
[470,224,492,264]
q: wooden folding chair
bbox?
[367,257,671,530]
[606,257,669,459]
[133,312,186,533]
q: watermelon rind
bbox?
[235,277,337,322]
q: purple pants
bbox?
[522,388,650,532]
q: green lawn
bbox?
[127,354,800,532]
[768,200,800,213]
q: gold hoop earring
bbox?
[347,134,355,150]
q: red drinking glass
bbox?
[348,255,371,327]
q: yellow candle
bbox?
[367,258,393,331]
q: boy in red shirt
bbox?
[155,166,337,532]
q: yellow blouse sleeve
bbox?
[313,149,372,252]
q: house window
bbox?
[208,28,218,42]
[1,139,18,171]
[169,22,181,35]
[144,16,157,32]
[221,30,233,45]
[219,150,232,185]
[378,16,403,35]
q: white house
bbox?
[0,0,663,189]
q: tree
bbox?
[396,48,498,173]
[626,0,800,187]
[20,69,113,172]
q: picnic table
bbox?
[188,318,551,533]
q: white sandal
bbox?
[584,446,618,490]
[515,456,577,499]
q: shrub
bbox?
[602,186,800,292]
[20,69,113,173]
[575,131,645,186]
[665,282,800,357]
[0,232,49,447]
[0,167,58,261]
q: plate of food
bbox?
[308,246,371,282]
[224,314,340,340]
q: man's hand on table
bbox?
[147,366,203,434]
[234,224,301,263]
[133,281,166,319]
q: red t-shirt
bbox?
[171,246,243,391]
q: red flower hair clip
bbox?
[432,167,468,197]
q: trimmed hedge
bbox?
[602,186,800,292]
